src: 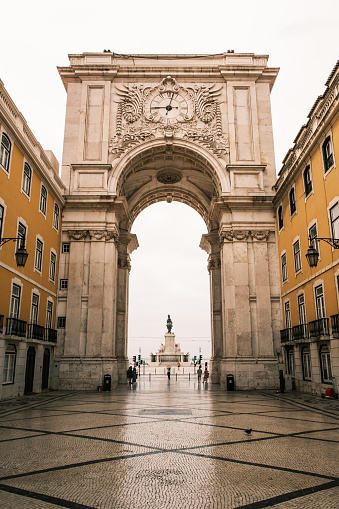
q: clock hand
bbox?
[166,93,175,115]
[151,106,179,109]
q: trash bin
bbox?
[226,374,234,391]
[103,374,111,391]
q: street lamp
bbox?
[305,237,339,268]
[0,237,29,267]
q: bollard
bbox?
[189,373,190,381]
[176,373,177,381]
[155,368,156,375]
[149,373,151,381]
[183,368,184,374]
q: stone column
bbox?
[200,233,223,383]
[115,232,138,382]
[64,230,87,356]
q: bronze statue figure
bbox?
[166,314,173,333]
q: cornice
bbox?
[275,63,339,196]
[0,80,65,203]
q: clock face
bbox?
[145,89,194,123]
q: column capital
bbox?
[67,229,88,240]
[208,252,221,272]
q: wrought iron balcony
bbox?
[27,323,45,341]
[44,328,57,343]
[280,328,293,343]
[292,324,309,341]
[6,317,27,337]
[331,314,339,334]
[308,318,329,338]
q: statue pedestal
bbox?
[150,332,190,365]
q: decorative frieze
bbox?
[68,230,88,240]
[220,230,270,242]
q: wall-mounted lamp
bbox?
[0,237,29,267]
[306,236,339,268]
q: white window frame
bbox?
[322,133,335,175]
[303,163,313,199]
[293,238,302,274]
[320,345,332,382]
[0,131,12,175]
[30,292,40,325]
[46,299,54,329]
[62,242,70,254]
[22,162,32,198]
[287,348,295,376]
[284,300,291,329]
[34,235,44,274]
[53,202,60,231]
[2,345,16,384]
[281,251,288,283]
[9,278,23,319]
[302,347,312,380]
[277,204,284,231]
[39,184,48,217]
[329,201,339,245]
[49,249,57,283]
[298,293,307,325]
[314,282,326,320]
[289,186,297,217]
[0,201,5,245]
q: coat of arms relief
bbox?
[109,76,229,160]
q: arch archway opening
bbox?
[127,201,211,368]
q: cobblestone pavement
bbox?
[0,378,338,508]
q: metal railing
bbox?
[331,314,339,334]
[280,328,293,343]
[308,318,329,338]
[6,317,27,337]
[44,328,57,343]
[27,323,45,341]
[292,324,309,341]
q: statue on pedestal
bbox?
[166,314,173,333]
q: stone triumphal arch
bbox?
[56,52,281,390]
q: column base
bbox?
[55,356,118,390]
[220,357,280,390]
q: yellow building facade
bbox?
[274,61,339,395]
[0,80,65,400]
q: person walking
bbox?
[197,366,202,382]
[127,366,133,384]
[132,366,137,384]
[167,366,171,380]
[203,367,209,383]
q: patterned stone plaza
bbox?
[0,378,338,508]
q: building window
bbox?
[10,284,21,319]
[309,223,319,254]
[57,317,66,329]
[284,301,291,329]
[278,205,284,230]
[303,165,313,197]
[302,347,311,380]
[53,203,60,230]
[30,293,39,325]
[59,279,68,290]
[49,252,56,282]
[330,202,339,243]
[35,239,43,272]
[40,185,47,215]
[0,204,4,239]
[62,242,70,253]
[2,345,16,384]
[281,253,288,282]
[0,133,11,173]
[287,348,295,376]
[46,301,53,329]
[22,163,32,197]
[17,222,27,251]
[293,239,302,273]
[289,187,296,216]
[298,294,306,325]
[315,284,326,320]
[322,136,334,173]
[320,345,332,382]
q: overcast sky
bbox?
[2,1,338,360]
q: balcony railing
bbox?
[308,318,329,338]
[331,314,339,334]
[4,317,57,343]
[292,323,309,341]
[27,323,45,341]
[0,314,4,334]
[280,328,293,343]
[6,317,27,337]
[44,328,57,343]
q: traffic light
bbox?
[133,356,136,364]
[138,354,141,365]
[199,355,203,364]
